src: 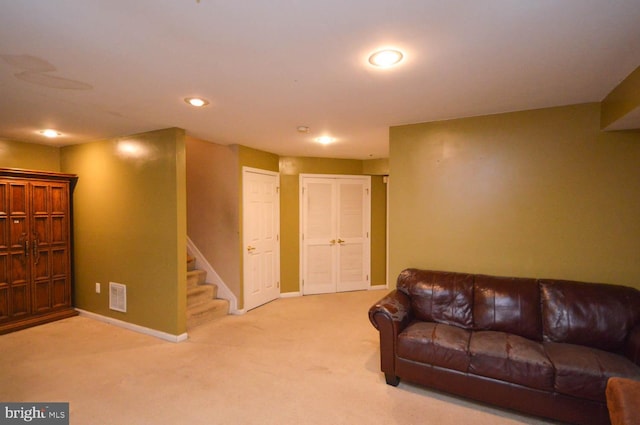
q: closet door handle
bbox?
[24,239,29,257]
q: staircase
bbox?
[187,255,229,329]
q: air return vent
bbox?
[109,282,127,312]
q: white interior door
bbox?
[243,168,280,311]
[301,175,370,295]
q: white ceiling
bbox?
[1,0,639,159]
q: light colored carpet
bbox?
[0,289,556,424]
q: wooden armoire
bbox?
[0,168,77,334]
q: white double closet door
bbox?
[300,175,371,295]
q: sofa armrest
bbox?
[624,324,640,366]
[368,290,412,384]
[368,289,412,332]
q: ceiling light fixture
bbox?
[368,49,404,68]
[184,97,209,107]
[40,129,61,138]
[315,136,335,145]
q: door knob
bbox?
[247,245,256,252]
[330,239,336,245]
[337,238,345,244]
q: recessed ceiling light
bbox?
[40,129,61,138]
[315,136,335,145]
[368,49,404,68]
[184,97,209,107]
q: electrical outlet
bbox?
[96,282,101,293]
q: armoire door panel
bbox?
[33,250,50,279]
[0,183,7,214]
[9,184,28,215]
[10,219,28,248]
[33,216,50,244]
[0,254,7,283]
[0,284,9,320]
[51,216,66,244]
[50,185,67,214]
[33,280,51,312]
[30,184,49,215]
[10,284,29,317]
[52,249,67,276]
[52,278,67,308]
[0,217,8,250]
[10,253,28,283]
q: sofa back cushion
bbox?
[540,279,640,351]
[473,275,542,341]
[397,269,474,329]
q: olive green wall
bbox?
[61,128,187,335]
[601,65,640,129]
[370,175,388,286]
[389,103,640,289]
[238,145,280,173]
[363,158,390,175]
[279,156,388,293]
[0,139,61,171]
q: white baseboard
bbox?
[76,309,188,343]
[280,291,302,298]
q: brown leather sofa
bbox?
[368,269,640,425]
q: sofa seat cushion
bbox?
[545,342,640,402]
[397,321,471,372]
[469,331,554,391]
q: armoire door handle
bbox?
[33,235,40,265]
[24,239,29,257]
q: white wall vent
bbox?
[109,282,127,312]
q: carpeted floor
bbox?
[0,289,556,424]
